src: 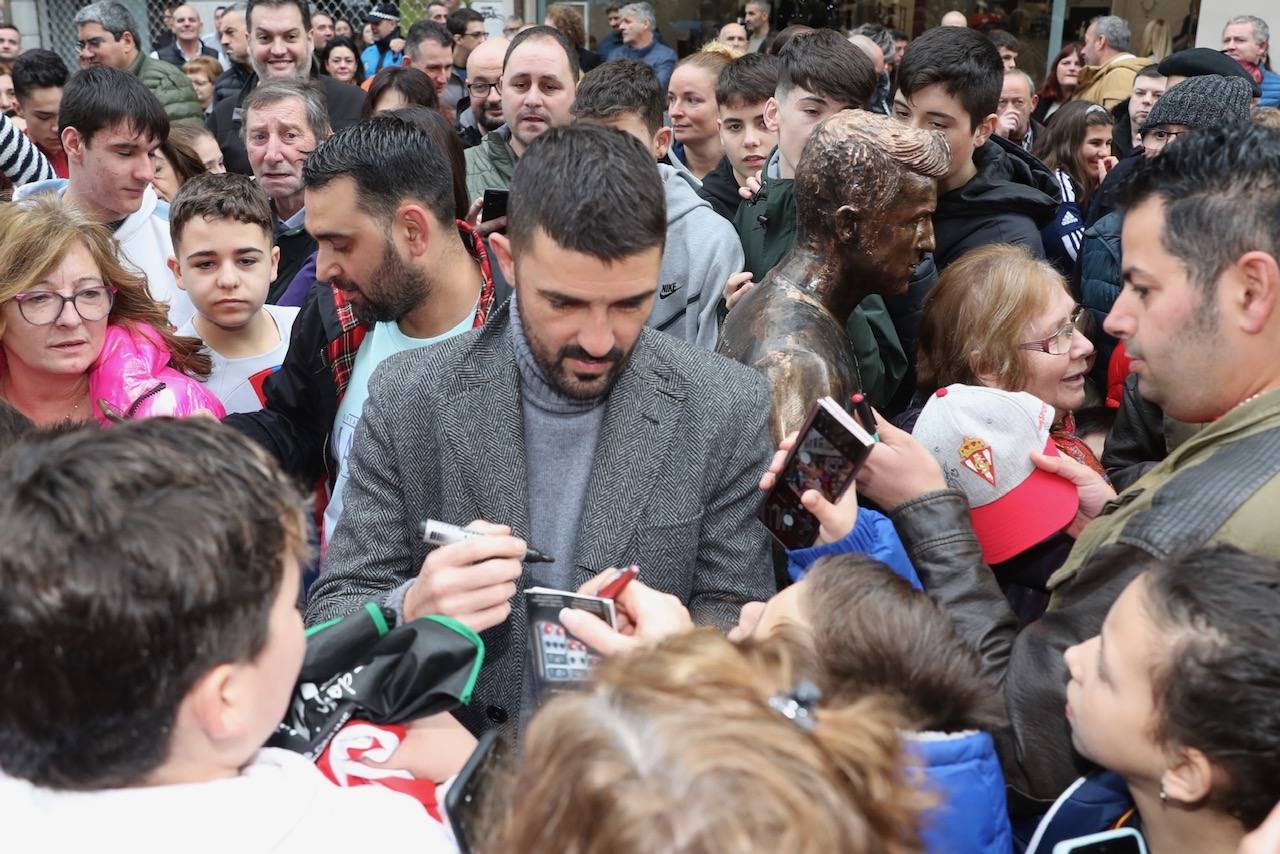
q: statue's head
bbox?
[793,110,949,297]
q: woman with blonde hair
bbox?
[667,41,741,181]
[481,629,927,853]
[914,243,1099,472]
[1140,18,1171,60]
[0,197,222,426]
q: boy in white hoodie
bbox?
[0,419,455,854]
[570,59,745,350]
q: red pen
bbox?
[598,565,639,599]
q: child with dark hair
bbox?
[892,25,1061,271]
[0,419,456,851]
[1032,546,1280,851]
[698,51,779,221]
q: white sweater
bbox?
[1,747,457,854]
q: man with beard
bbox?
[305,125,775,736]
[224,115,502,531]
[464,26,577,202]
[207,0,365,175]
[457,35,507,147]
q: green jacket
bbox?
[732,152,906,410]
[129,51,203,124]
[463,125,518,203]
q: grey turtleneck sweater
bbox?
[511,296,607,723]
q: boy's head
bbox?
[766,28,876,177]
[0,419,309,790]
[716,52,779,180]
[571,59,669,160]
[734,555,1004,733]
[11,49,69,159]
[893,25,1002,187]
[168,173,279,333]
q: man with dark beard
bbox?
[305,125,776,736]
[224,115,503,528]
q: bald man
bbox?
[719,22,748,52]
[850,34,891,115]
[940,10,968,27]
[156,4,220,67]
[458,36,509,147]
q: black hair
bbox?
[1116,123,1279,293]
[320,35,365,84]
[389,105,469,221]
[897,25,1003,130]
[406,18,451,53]
[246,0,309,33]
[303,113,457,228]
[715,52,779,109]
[363,66,439,118]
[986,28,1020,52]
[571,59,663,136]
[1070,405,1116,440]
[169,171,274,250]
[1143,546,1280,830]
[505,25,580,80]
[446,7,484,37]
[0,398,34,447]
[1135,63,1165,81]
[891,28,908,42]
[11,49,69,102]
[59,65,169,147]
[508,124,665,261]
[777,28,875,110]
[0,419,308,790]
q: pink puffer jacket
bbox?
[89,322,225,425]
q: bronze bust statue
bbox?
[717,110,950,442]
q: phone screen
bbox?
[445,729,506,854]
[481,189,509,223]
[1054,830,1146,854]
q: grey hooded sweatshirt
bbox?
[647,163,744,349]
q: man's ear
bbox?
[1031,94,1040,111]
[763,96,780,133]
[489,231,515,284]
[1161,746,1215,806]
[653,125,672,160]
[834,203,861,246]
[122,30,137,53]
[973,112,998,148]
[168,254,186,290]
[1231,249,1280,334]
[398,203,434,257]
[269,244,281,281]
[62,126,85,163]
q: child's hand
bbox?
[759,432,859,544]
[358,713,478,782]
[738,172,763,200]
[561,579,691,656]
[724,271,754,312]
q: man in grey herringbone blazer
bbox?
[305,125,775,734]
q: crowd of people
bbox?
[2,0,1280,851]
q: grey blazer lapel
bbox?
[571,334,681,587]
[439,312,531,542]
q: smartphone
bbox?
[1052,828,1148,854]
[757,397,875,550]
[445,729,506,854]
[481,188,509,223]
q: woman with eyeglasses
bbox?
[906,244,1101,622]
[0,197,223,426]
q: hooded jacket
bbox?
[128,50,204,124]
[649,164,742,349]
[1073,53,1154,111]
[909,730,1013,854]
[88,323,226,422]
[932,135,1061,272]
[15,180,196,328]
[0,748,454,854]
[463,125,518,202]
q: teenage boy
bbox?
[14,66,196,327]
[892,25,1059,271]
[572,59,743,348]
[170,173,299,415]
[698,51,778,222]
[0,419,456,851]
[10,50,69,178]
[732,28,913,411]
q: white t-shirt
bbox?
[178,304,300,415]
[324,308,478,545]
[1,747,456,854]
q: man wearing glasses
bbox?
[444,8,488,114]
[457,36,509,148]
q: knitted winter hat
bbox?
[1141,74,1253,133]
